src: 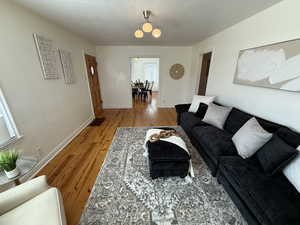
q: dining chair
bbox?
[148,81,154,96]
[139,81,150,101]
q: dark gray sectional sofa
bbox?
[175,103,300,225]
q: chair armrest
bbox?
[175,104,191,114]
[0,175,49,215]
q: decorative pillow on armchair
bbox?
[257,135,298,175]
[188,95,215,113]
[232,117,273,159]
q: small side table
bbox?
[0,157,37,186]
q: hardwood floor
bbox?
[37,93,176,225]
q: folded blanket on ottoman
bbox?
[143,128,194,179]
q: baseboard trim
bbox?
[22,116,95,181]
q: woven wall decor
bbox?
[169,64,184,80]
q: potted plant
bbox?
[0,149,20,179]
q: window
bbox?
[0,88,20,148]
[143,63,156,81]
[143,62,159,90]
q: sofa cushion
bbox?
[180,112,209,135]
[175,104,191,114]
[188,95,215,113]
[283,146,300,193]
[175,104,191,125]
[219,156,300,225]
[0,188,67,225]
[257,118,281,134]
[203,103,232,130]
[232,117,273,159]
[275,127,300,192]
[224,108,252,134]
[276,127,300,148]
[195,103,208,119]
[224,108,281,134]
[191,126,237,165]
[194,102,223,119]
[257,135,298,175]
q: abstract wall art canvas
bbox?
[33,34,59,79]
[59,49,75,84]
[234,38,300,92]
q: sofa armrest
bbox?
[0,175,49,215]
[175,104,191,114]
[175,104,191,125]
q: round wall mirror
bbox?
[169,64,184,80]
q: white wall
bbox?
[0,1,95,161]
[97,46,193,108]
[131,58,159,91]
[191,0,300,132]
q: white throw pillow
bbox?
[188,95,215,113]
[232,117,273,159]
[283,146,300,193]
[202,103,232,130]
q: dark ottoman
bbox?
[146,134,191,179]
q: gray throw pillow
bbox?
[232,117,273,159]
[202,103,232,129]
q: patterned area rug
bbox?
[79,126,247,225]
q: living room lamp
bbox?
[152,28,162,38]
[134,10,162,39]
[142,10,153,32]
[134,28,144,38]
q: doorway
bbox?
[85,54,103,119]
[130,57,160,106]
[198,52,212,95]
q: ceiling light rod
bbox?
[143,10,151,21]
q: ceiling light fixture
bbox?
[134,10,162,39]
[142,10,153,33]
[134,28,144,38]
[152,28,162,38]
[142,22,153,33]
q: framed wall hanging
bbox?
[234,38,300,92]
[59,49,75,84]
[33,34,59,80]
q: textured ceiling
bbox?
[14,0,283,46]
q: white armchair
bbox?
[0,175,67,225]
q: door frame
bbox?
[129,56,161,108]
[82,51,98,118]
[195,47,215,95]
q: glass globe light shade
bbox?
[152,28,162,38]
[142,22,153,33]
[134,29,144,38]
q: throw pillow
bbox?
[276,127,300,148]
[283,146,300,193]
[232,117,273,159]
[188,95,215,113]
[257,135,298,175]
[202,103,232,129]
[195,103,208,119]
